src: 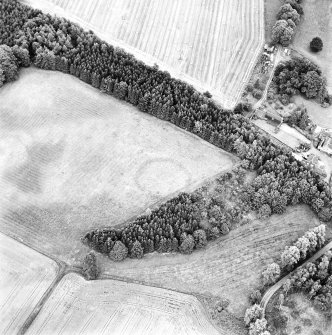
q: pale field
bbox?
[292,0,332,127]
[254,119,310,149]
[100,205,329,318]
[293,0,332,92]
[0,67,236,266]
[26,273,221,335]
[25,0,264,109]
[0,232,58,335]
[295,96,332,129]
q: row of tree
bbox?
[281,224,326,269]
[272,0,303,46]
[282,251,332,311]
[261,224,326,287]
[244,225,329,334]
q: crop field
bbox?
[0,68,236,266]
[0,232,58,335]
[25,0,264,109]
[26,273,220,335]
[100,205,330,318]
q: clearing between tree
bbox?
[0,67,236,266]
[25,0,264,109]
[26,273,221,335]
[0,232,58,335]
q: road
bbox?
[253,46,282,111]
[260,241,332,317]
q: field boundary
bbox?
[24,0,265,110]
[18,267,66,335]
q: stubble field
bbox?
[0,233,58,335]
[25,0,264,109]
[26,273,220,335]
[100,205,329,318]
[0,67,236,266]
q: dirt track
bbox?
[260,241,332,317]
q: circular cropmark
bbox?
[134,158,192,197]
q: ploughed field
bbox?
[0,232,58,335]
[25,273,221,335]
[0,68,236,266]
[25,0,264,109]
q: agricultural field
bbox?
[0,232,58,335]
[100,205,329,319]
[25,0,264,109]
[0,67,236,266]
[26,273,220,335]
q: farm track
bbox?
[25,0,265,109]
[0,233,60,335]
[260,241,332,317]
[19,266,66,335]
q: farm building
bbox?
[302,153,327,177]
[265,109,283,123]
[264,44,275,53]
[317,132,332,157]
